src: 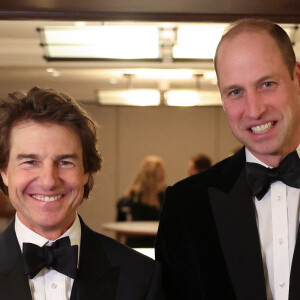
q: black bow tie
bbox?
[245,150,300,200]
[22,236,78,279]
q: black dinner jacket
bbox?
[0,217,165,300]
[156,148,300,300]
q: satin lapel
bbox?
[209,168,267,300]
[0,221,32,300]
[71,219,120,300]
[288,222,300,300]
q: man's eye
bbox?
[24,160,35,165]
[229,89,241,96]
[59,161,73,167]
[263,81,274,88]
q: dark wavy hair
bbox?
[214,18,296,80]
[0,87,102,198]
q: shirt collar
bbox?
[245,145,300,168]
[245,148,270,167]
[15,213,81,254]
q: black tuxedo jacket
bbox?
[0,217,165,300]
[156,148,300,300]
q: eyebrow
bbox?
[220,75,274,96]
[16,153,79,161]
[56,154,79,161]
[16,154,38,161]
[256,75,273,84]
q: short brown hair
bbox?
[191,154,211,173]
[214,18,296,79]
[0,87,102,198]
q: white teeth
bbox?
[32,195,62,202]
[251,122,273,134]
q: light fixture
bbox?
[38,22,296,63]
[39,25,160,60]
[97,90,161,106]
[46,68,60,77]
[173,24,227,59]
[165,90,221,106]
[203,71,217,79]
[123,69,194,80]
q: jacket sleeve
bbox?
[145,262,166,300]
[155,185,203,299]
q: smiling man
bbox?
[156,19,300,300]
[0,87,165,300]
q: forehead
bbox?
[9,120,83,154]
[216,31,288,84]
[220,31,278,60]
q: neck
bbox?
[248,148,297,167]
[17,212,75,241]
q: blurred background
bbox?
[0,0,299,238]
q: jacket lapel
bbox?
[209,167,267,300]
[0,221,32,300]
[288,222,300,300]
[71,218,120,300]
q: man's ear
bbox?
[293,62,300,94]
[0,170,8,187]
[217,81,226,112]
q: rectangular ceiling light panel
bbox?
[98,90,161,106]
[165,90,221,106]
[41,25,160,59]
[173,24,227,59]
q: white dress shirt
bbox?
[246,147,300,300]
[15,214,81,300]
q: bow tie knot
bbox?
[22,236,78,279]
[267,168,280,181]
[245,150,300,200]
[44,246,55,269]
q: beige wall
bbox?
[78,104,241,235]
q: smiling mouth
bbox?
[250,121,275,134]
[31,194,63,202]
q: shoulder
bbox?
[81,220,157,270]
[80,221,163,298]
[161,149,245,212]
[0,220,21,272]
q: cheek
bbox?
[7,173,31,198]
[66,172,88,192]
[224,104,243,126]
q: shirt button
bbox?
[277,195,281,201]
[279,282,286,288]
[51,283,57,289]
[278,238,284,245]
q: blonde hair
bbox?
[125,156,166,205]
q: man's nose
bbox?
[245,92,267,119]
[38,164,59,190]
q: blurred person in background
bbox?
[117,155,166,247]
[0,191,15,232]
[187,154,212,176]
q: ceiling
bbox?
[0,19,300,105]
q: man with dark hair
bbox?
[187,154,212,176]
[0,87,164,300]
[156,19,300,300]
